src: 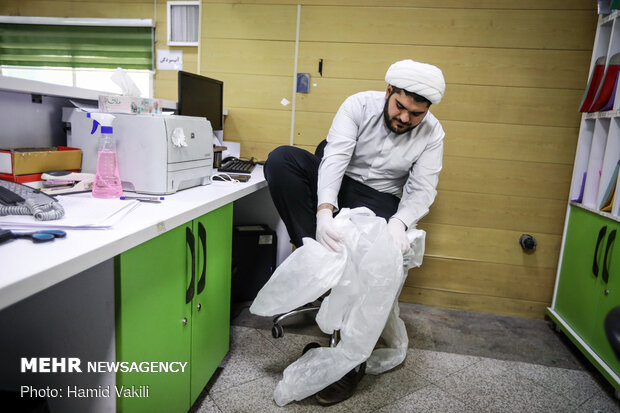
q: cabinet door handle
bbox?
[197,222,207,296]
[593,225,608,277]
[185,227,196,304]
[603,229,617,284]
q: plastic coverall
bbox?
[249,207,425,406]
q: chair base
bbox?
[272,305,320,338]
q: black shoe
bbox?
[302,342,321,355]
[314,362,366,406]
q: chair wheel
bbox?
[272,323,284,338]
[302,342,321,355]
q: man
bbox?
[263,59,445,405]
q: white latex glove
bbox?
[316,208,343,252]
[388,218,409,254]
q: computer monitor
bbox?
[177,71,224,131]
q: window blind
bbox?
[0,23,153,70]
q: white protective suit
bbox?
[250,207,425,406]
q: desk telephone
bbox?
[218,157,256,174]
[0,180,64,221]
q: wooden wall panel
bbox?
[439,156,572,200]
[441,121,578,165]
[202,39,295,76]
[204,73,291,110]
[424,192,567,234]
[418,223,561,268]
[198,3,297,156]
[205,0,593,9]
[223,108,290,144]
[235,140,281,161]
[0,0,154,18]
[293,111,331,147]
[299,7,595,50]
[301,6,596,50]
[294,78,584,128]
[203,3,297,40]
[295,116,579,166]
[408,257,555,303]
[399,286,550,319]
[298,42,591,89]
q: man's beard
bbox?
[383,97,414,134]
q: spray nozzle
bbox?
[87,112,116,135]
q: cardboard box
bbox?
[0,147,82,177]
[98,95,163,114]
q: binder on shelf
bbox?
[572,172,587,203]
[589,54,620,112]
[580,56,607,112]
[601,188,615,212]
[600,160,620,210]
[600,71,620,111]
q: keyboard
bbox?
[218,158,255,174]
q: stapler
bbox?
[40,171,95,195]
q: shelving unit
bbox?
[548,11,620,397]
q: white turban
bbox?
[385,59,445,104]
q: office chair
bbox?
[605,305,620,359]
[271,301,321,338]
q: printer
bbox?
[63,108,213,195]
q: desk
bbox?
[0,167,267,413]
[0,167,266,311]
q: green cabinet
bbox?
[550,205,619,391]
[115,204,232,412]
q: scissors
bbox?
[0,229,67,244]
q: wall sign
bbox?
[157,49,183,70]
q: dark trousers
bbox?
[263,143,400,247]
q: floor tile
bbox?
[210,375,352,413]
[194,394,222,413]
[375,384,476,413]
[399,303,582,369]
[404,348,481,383]
[435,358,576,413]
[491,357,604,405]
[210,326,290,393]
[339,359,430,412]
[576,391,620,412]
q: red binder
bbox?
[580,61,605,112]
[589,64,620,112]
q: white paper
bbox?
[222,141,240,159]
[0,196,140,230]
[69,100,98,112]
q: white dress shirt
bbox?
[317,90,445,228]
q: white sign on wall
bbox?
[157,49,183,70]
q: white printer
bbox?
[63,108,213,195]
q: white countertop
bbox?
[0,167,267,311]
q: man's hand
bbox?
[388,218,409,254]
[316,208,343,252]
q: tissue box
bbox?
[98,95,163,114]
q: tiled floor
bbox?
[192,303,620,412]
